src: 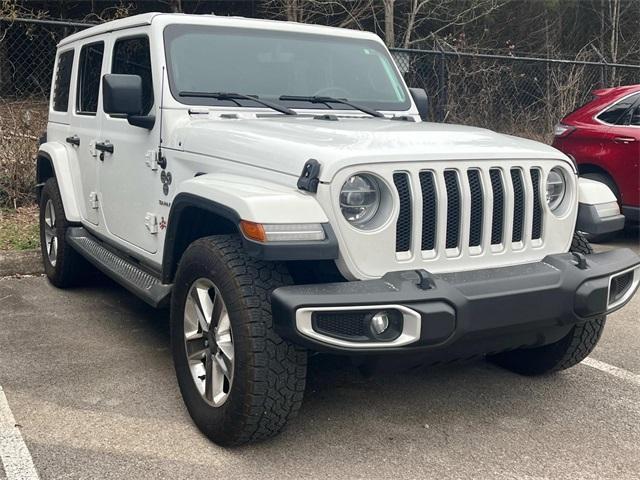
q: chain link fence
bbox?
[0,18,94,98]
[391,48,640,141]
[0,17,639,207]
[0,18,94,206]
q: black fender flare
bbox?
[161,193,339,283]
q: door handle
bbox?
[65,135,80,146]
[95,141,114,153]
[613,137,636,144]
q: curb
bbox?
[0,249,43,277]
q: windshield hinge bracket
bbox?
[297,159,321,193]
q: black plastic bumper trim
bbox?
[272,249,640,355]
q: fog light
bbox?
[370,311,390,335]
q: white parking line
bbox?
[582,357,640,387]
[0,386,40,480]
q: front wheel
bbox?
[171,235,307,446]
[488,232,606,375]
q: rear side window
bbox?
[52,50,74,112]
[77,42,104,115]
[630,104,640,126]
[597,93,639,125]
[112,36,154,114]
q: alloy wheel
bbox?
[43,199,58,267]
[183,278,234,407]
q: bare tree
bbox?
[262,0,373,28]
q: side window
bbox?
[597,94,639,125]
[630,103,640,127]
[52,50,74,112]
[77,42,104,115]
[112,36,154,114]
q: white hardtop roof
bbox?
[58,12,380,48]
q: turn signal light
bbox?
[240,221,326,243]
[239,221,267,242]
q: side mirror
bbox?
[409,87,429,121]
[102,74,155,129]
[103,74,143,115]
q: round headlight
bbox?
[340,174,381,226]
[546,168,567,212]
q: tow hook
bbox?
[571,252,588,270]
[415,269,436,290]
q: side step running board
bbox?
[67,227,172,308]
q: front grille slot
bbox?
[511,168,525,243]
[444,170,461,249]
[419,171,437,250]
[530,169,543,240]
[393,172,412,252]
[467,169,483,247]
[391,165,546,257]
[490,169,504,245]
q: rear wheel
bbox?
[39,178,91,287]
[488,232,606,375]
[171,235,307,446]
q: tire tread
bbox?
[173,235,306,446]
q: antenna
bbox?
[157,66,167,169]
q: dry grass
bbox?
[0,99,47,209]
[0,205,39,250]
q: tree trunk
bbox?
[403,0,418,49]
[169,0,183,13]
[384,0,395,48]
[0,27,9,97]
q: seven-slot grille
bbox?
[394,166,544,254]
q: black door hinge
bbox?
[297,159,321,193]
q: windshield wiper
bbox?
[178,91,297,116]
[279,95,385,118]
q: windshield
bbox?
[163,24,410,112]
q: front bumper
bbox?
[272,249,640,358]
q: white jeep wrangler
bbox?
[38,13,639,446]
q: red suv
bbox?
[553,84,640,224]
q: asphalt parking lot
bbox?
[1,231,639,480]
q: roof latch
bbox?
[297,159,321,193]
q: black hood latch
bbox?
[297,159,321,193]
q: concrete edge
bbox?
[0,249,44,277]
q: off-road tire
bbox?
[171,235,307,446]
[488,232,606,375]
[39,178,90,287]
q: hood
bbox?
[174,116,570,182]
